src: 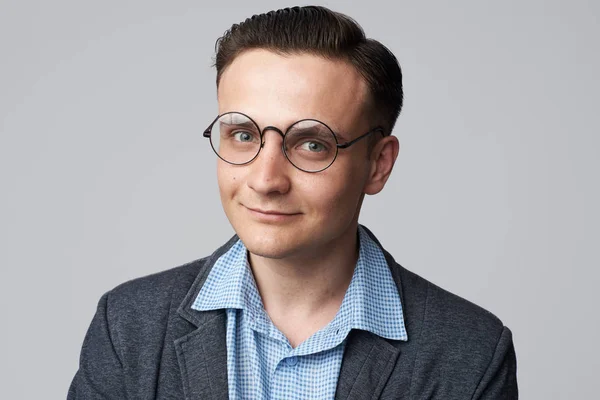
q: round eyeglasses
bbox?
[203,112,384,173]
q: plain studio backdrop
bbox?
[1,1,598,398]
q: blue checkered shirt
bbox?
[192,226,407,399]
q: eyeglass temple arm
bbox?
[336,127,385,149]
[203,116,221,138]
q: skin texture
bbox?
[216,49,399,346]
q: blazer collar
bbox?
[335,330,403,400]
[174,227,407,400]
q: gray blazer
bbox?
[69,228,517,399]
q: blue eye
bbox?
[299,141,326,152]
[233,131,255,142]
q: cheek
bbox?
[217,164,241,199]
[303,169,366,216]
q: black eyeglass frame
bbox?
[203,111,385,173]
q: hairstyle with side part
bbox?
[213,5,403,135]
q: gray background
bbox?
[1,0,598,398]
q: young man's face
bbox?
[216,49,380,260]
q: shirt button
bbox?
[285,356,299,366]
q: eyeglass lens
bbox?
[208,112,338,172]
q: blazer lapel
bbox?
[174,310,229,400]
[173,235,240,400]
[335,330,402,400]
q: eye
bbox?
[233,131,255,142]
[299,141,327,152]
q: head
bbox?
[210,6,403,260]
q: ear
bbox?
[364,135,399,195]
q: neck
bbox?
[248,223,360,346]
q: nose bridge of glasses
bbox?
[253,126,291,173]
[261,126,285,144]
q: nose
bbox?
[246,129,291,195]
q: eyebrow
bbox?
[290,129,336,140]
[316,121,350,141]
[218,120,258,130]
[290,120,350,141]
[333,132,350,142]
[325,127,350,142]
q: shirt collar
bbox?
[336,226,407,341]
[191,226,407,342]
[191,239,262,313]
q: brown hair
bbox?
[213,6,403,135]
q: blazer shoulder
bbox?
[394,264,513,391]
[396,264,505,339]
[394,265,517,396]
[104,257,208,322]
[70,258,212,399]
[377,232,505,343]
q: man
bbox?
[69,6,517,399]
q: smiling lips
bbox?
[244,205,301,222]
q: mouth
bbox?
[243,205,301,222]
[246,207,297,215]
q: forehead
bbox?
[217,49,370,133]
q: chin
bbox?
[232,221,311,260]
[239,227,298,259]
